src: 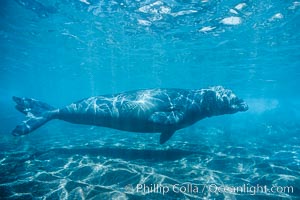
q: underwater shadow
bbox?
[34,147,199,162]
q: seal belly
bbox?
[58,95,159,132]
[107,98,161,132]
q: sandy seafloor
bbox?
[1,112,299,200]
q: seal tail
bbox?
[12,96,58,136]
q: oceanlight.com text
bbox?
[129,183,294,196]
[208,183,294,195]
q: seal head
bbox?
[202,86,248,116]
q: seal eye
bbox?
[204,91,216,103]
[222,96,229,106]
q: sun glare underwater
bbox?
[0,0,300,199]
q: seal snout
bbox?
[237,99,248,112]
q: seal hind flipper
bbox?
[12,97,58,136]
[160,130,175,144]
[13,96,55,116]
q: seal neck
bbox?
[193,89,218,117]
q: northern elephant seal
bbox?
[12,86,248,144]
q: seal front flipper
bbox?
[149,111,183,144]
[149,110,184,125]
[160,130,175,144]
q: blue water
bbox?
[1,0,300,199]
